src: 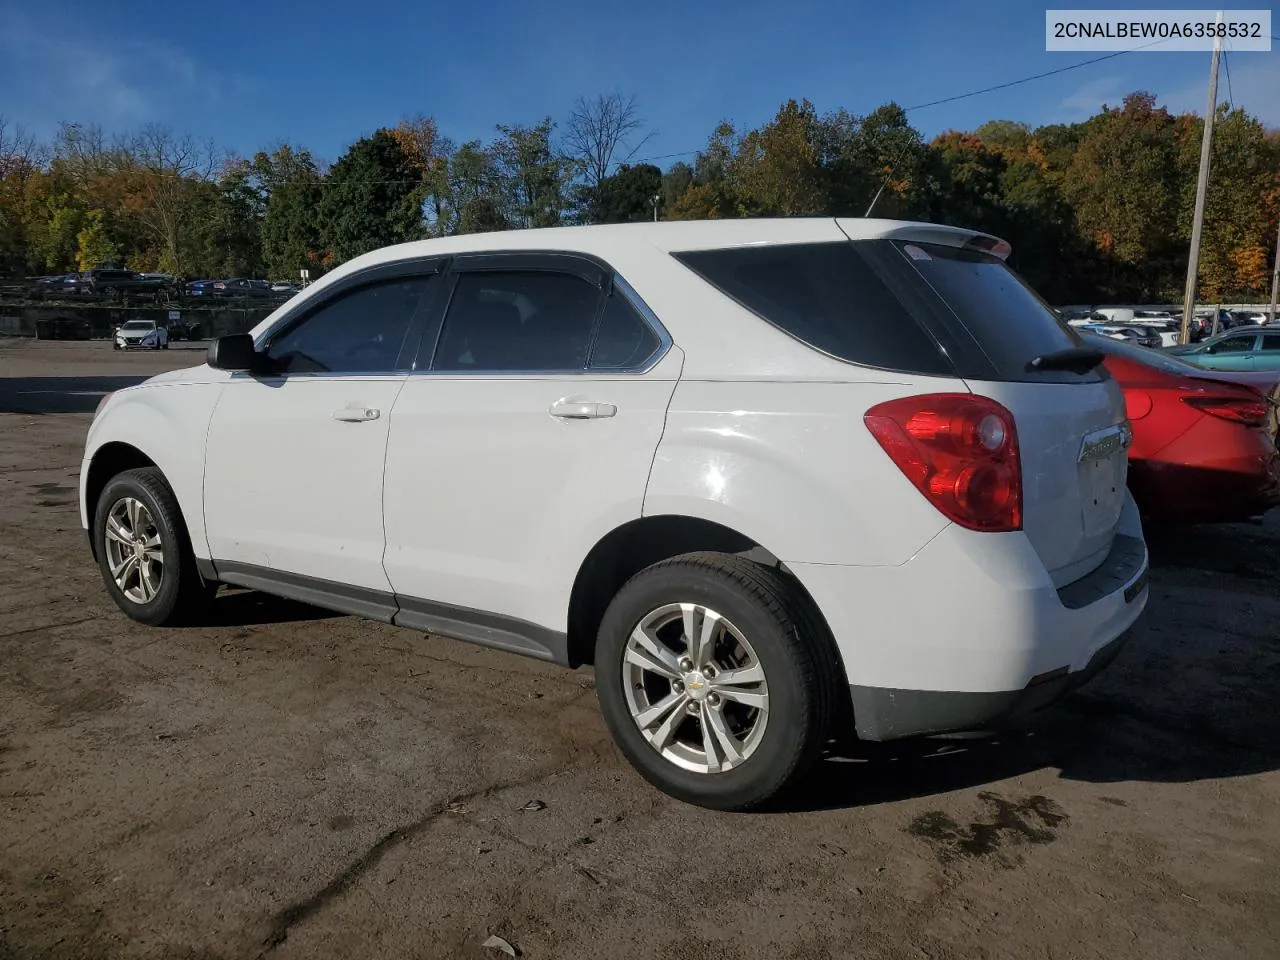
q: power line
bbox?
[634,41,1169,166]
[1222,49,1235,108]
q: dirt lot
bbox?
[2,338,1279,960]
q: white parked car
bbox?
[81,219,1149,809]
[113,319,169,351]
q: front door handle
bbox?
[549,399,617,420]
[332,406,380,422]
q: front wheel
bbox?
[94,467,213,626]
[594,552,835,811]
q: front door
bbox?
[204,271,437,597]
[381,260,680,648]
[1198,333,1259,370]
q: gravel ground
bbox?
[2,338,1279,960]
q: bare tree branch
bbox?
[564,93,653,188]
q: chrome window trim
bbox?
[412,268,673,378]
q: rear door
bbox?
[847,230,1130,587]
[1256,332,1280,371]
[381,256,680,644]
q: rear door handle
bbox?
[549,399,617,420]
[332,406,380,422]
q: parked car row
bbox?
[22,270,303,303]
[185,278,301,299]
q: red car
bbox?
[1081,333,1280,524]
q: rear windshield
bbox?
[672,242,950,375]
[892,241,1087,380]
[674,239,1096,382]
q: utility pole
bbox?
[1269,211,1280,325]
[1180,15,1223,345]
[651,194,661,222]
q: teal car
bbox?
[1166,327,1280,371]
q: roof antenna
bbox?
[864,177,888,217]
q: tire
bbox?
[594,552,836,811]
[160,341,169,350]
[93,467,213,626]
[112,341,120,351]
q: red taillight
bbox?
[1182,394,1268,427]
[864,393,1022,532]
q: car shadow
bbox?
[782,516,1280,813]
[0,376,152,414]
[191,588,341,628]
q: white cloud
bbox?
[1160,54,1280,127]
[1057,76,1128,118]
[0,10,223,132]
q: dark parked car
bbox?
[216,278,276,298]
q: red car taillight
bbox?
[864,394,1022,532]
[1182,394,1268,427]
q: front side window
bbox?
[1205,336,1255,355]
[265,275,432,374]
[433,271,601,372]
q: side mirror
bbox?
[207,334,258,372]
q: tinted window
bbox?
[433,271,600,372]
[1260,334,1280,352]
[674,242,950,374]
[265,276,430,374]
[894,241,1084,379]
[590,291,661,369]
[1206,335,1254,354]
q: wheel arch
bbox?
[84,442,159,560]
[565,515,846,687]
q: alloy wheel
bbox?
[103,497,164,604]
[622,602,770,774]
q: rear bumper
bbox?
[788,491,1149,741]
[848,624,1134,740]
[1130,440,1280,524]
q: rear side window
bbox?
[893,242,1086,380]
[673,242,951,375]
[589,291,661,369]
[433,271,601,372]
[1259,334,1280,352]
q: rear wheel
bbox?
[595,552,834,810]
[94,467,213,626]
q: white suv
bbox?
[81,219,1149,810]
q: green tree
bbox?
[255,145,324,279]
[492,118,573,228]
[590,163,662,222]
[319,129,421,263]
[75,209,118,270]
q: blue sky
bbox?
[2,0,1277,166]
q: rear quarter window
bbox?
[673,242,952,375]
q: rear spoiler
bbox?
[836,219,1013,260]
